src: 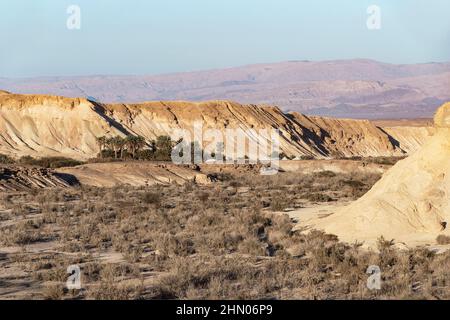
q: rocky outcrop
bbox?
[301,102,450,247]
[0,93,432,160]
[0,162,210,190]
[0,166,78,191]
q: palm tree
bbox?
[107,136,125,159]
[96,136,107,152]
[154,136,173,161]
[118,137,127,159]
[125,136,146,159]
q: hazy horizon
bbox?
[1,0,449,78]
[1,58,450,80]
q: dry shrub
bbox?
[197,191,210,203]
[87,282,142,300]
[141,192,161,206]
[43,283,65,300]
[305,193,334,202]
[270,193,290,211]
[436,235,450,245]
[1,167,449,300]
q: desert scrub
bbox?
[0,172,449,300]
[270,193,290,211]
[303,192,335,203]
[0,220,52,246]
[0,153,14,164]
[436,235,450,245]
[141,192,161,206]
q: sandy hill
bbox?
[0,92,433,160]
[301,102,450,247]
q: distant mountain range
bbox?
[1,59,449,119]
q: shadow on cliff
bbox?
[285,113,332,157]
[88,100,133,136]
[376,126,405,153]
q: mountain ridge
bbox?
[1,59,449,119]
[0,92,434,160]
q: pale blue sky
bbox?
[1,0,449,77]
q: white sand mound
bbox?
[302,102,450,247]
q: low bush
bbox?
[305,193,335,202]
[436,235,450,245]
[141,192,161,206]
[18,156,83,168]
[2,168,449,300]
[0,154,15,164]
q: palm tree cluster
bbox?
[96,135,174,161]
[96,135,146,159]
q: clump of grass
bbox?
[43,283,65,300]
[270,193,290,211]
[2,168,450,300]
[141,192,161,206]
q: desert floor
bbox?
[0,160,449,300]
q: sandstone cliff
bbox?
[0,92,432,160]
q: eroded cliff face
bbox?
[288,113,404,157]
[302,102,450,247]
[0,92,433,160]
[0,93,126,159]
[382,126,435,154]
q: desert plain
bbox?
[0,91,449,299]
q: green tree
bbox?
[154,136,173,161]
[96,136,107,153]
[107,136,125,159]
[125,135,146,159]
